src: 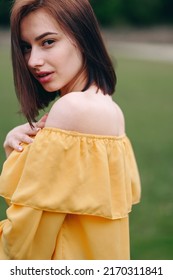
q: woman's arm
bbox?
[3,114,48,158]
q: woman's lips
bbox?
[36,72,54,84]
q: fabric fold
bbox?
[0,127,141,219]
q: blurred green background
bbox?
[1,0,173,27]
[0,0,173,260]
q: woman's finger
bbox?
[18,134,34,144]
[36,114,48,128]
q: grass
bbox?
[0,39,173,259]
[114,58,173,260]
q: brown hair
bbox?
[11,0,117,123]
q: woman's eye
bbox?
[43,39,55,47]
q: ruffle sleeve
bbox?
[0,128,141,219]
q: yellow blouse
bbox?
[0,127,141,260]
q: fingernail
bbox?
[32,127,37,131]
[33,127,40,131]
[18,146,23,151]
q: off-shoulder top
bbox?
[0,127,141,259]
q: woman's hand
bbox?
[3,114,48,158]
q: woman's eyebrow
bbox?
[20,32,59,44]
[35,32,58,41]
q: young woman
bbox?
[0,0,141,259]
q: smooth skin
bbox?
[20,9,86,95]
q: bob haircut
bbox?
[11,0,117,123]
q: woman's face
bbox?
[20,9,86,95]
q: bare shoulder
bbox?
[114,102,125,133]
[45,91,126,136]
[45,92,87,130]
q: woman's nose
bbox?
[27,48,44,69]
